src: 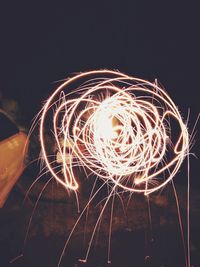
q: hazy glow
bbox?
[39,70,189,195]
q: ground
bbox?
[0,169,200,267]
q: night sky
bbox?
[1,2,199,153]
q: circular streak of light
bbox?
[39,70,189,195]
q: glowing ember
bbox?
[39,70,189,195]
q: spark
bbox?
[39,70,189,195]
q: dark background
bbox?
[0,1,199,117]
[0,1,200,267]
[1,0,199,179]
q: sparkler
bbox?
[9,70,193,267]
[40,70,189,195]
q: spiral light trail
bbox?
[40,70,189,195]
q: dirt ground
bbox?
[0,170,200,267]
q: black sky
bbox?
[0,1,199,123]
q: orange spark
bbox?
[39,70,189,195]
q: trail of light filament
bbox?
[40,70,189,195]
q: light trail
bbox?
[39,70,189,195]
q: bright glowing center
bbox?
[93,100,117,140]
[95,114,117,139]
